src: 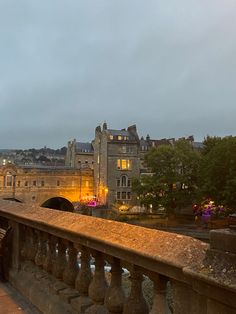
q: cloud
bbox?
[0,0,236,148]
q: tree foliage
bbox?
[132,140,201,213]
[200,136,236,209]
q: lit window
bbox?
[85,180,89,187]
[118,135,122,140]
[117,159,132,170]
[117,159,121,169]
[121,159,127,169]
[109,135,113,140]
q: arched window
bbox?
[121,175,128,187]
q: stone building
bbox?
[65,139,94,169]
[92,123,140,207]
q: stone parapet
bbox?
[0,199,235,313]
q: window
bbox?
[117,179,120,187]
[122,191,126,200]
[33,180,37,186]
[109,135,113,140]
[121,175,128,187]
[25,181,28,187]
[41,181,44,187]
[85,180,89,187]
[116,191,131,200]
[118,135,122,140]
[117,159,132,170]
[57,180,60,186]
[5,173,13,187]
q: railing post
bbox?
[62,240,79,287]
[43,233,54,273]
[35,231,47,267]
[9,221,21,274]
[71,246,93,313]
[85,251,108,314]
[150,274,169,314]
[123,266,149,314]
[52,237,66,279]
[104,257,125,314]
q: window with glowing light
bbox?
[117,159,132,170]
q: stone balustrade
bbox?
[0,199,235,313]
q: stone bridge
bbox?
[0,164,94,211]
[0,199,235,313]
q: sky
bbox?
[1,0,236,149]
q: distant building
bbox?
[66,123,203,208]
[65,139,94,169]
[92,123,140,207]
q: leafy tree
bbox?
[200,136,236,209]
[133,140,201,214]
[202,135,222,155]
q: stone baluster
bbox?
[20,225,28,260]
[71,246,93,312]
[104,257,125,314]
[62,240,79,287]
[43,233,54,273]
[85,251,108,314]
[52,237,67,279]
[35,231,47,267]
[123,266,149,314]
[28,228,38,262]
[149,274,168,314]
[75,246,92,295]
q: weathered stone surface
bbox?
[207,298,236,314]
[71,296,93,313]
[210,229,236,254]
[58,287,79,303]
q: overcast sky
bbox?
[1,0,236,149]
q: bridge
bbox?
[0,199,235,313]
[0,164,94,211]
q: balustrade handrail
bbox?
[0,199,236,314]
[0,199,208,283]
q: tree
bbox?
[199,136,236,209]
[132,140,201,214]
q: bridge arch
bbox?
[41,197,74,212]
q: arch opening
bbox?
[41,197,74,212]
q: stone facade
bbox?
[65,139,94,170]
[93,123,140,207]
[0,164,94,206]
